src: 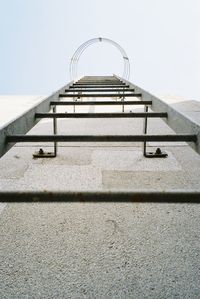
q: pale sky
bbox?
[0,0,200,100]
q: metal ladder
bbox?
[0,76,198,160]
[0,75,200,201]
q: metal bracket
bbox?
[144,147,168,158]
[33,148,56,158]
[143,106,168,158]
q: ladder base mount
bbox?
[33,148,56,158]
[144,148,168,158]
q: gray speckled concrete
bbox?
[0,98,200,298]
[1,203,200,298]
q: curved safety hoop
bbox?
[69,37,130,81]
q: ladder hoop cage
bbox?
[69,37,130,81]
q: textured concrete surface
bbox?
[0,97,200,298]
[1,202,200,299]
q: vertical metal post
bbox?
[32,106,58,158]
[121,90,125,113]
[73,89,76,113]
[143,105,167,158]
[53,106,57,156]
[143,106,148,156]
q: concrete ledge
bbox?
[117,76,200,155]
[0,82,72,158]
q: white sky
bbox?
[0,0,200,100]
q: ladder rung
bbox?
[59,93,142,98]
[76,81,122,84]
[72,85,128,88]
[65,89,135,92]
[7,134,197,143]
[77,78,121,81]
[35,112,167,118]
[0,191,199,202]
[50,101,152,106]
[70,85,130,89]
[74,82,125,85]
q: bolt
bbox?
[39,148,44,155]
[155,148,162,155]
